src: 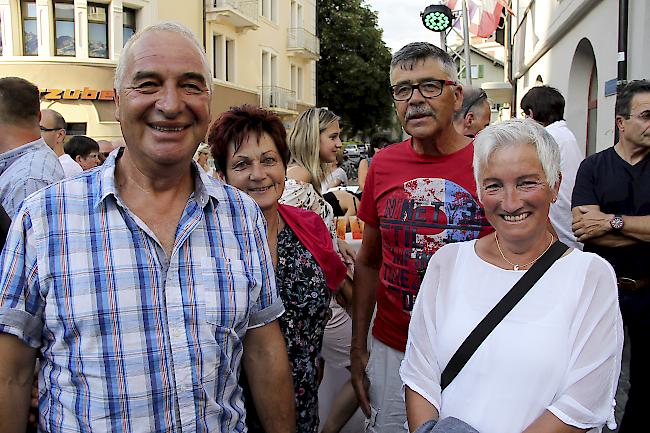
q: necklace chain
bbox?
[495,232,553,271]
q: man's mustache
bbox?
[405,106,435,120]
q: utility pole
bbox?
[461,0,472,85]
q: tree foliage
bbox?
[317,0,394,137]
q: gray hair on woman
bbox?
[473,118,561,198]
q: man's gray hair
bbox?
[473,118,560,199]
[390,42,458,82]
[114,21,212,93]
[453,86,487,121]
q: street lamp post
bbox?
[420,2,472,85]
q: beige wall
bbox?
[0,62,115,89]
[0,0,318,138]
[206,0,318,118]
[211,84,259,118]
[511,0,650,153]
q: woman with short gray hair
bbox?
[401,119,623,433]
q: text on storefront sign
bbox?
[40,88,115,101]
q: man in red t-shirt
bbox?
[351,42,492,432]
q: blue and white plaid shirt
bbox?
[0,150,283,432]
[0,137,64,217]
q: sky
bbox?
[367,0,444,53]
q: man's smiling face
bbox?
[114,30,211,168]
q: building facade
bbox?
[0,0,318,140]
[511,0,650,155]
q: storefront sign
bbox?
[40,88,115,101]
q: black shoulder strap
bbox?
[440,240,569,391]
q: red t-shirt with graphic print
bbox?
[358,138,493,352]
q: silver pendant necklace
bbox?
[495,232,553,271]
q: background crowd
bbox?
[0,20,648,433]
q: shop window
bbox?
[54,0,75,56]
[88,3,108,58]
[21,0,38,56]
[66,122,87,136]
[123,8,136,46]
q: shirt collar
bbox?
[92,147,223,210]
[546,120,566,130]
[0,137,50,169]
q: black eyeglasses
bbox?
[390,79,457,101]
[461,89,488,119]
[39,125,61,132]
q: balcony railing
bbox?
[205,0,259,30]
[287,27,320,59]
[259,86,297,112]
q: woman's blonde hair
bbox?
[288,107,340,194]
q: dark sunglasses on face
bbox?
[40,126,61,132]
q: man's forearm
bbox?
[619,215,650,242]
[0,380,32,433]
[583,232,639,248]
[351,260,380,351]
[243,321,295,433]
[572,205,650,244]
[0,334,37,433]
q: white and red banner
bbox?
[446,0,513,38]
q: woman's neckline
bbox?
[469,239,575,273]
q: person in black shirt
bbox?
[572,79,650,433]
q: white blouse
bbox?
[400,240,623,433]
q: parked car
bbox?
[342,142,363,181]
[343,143,361,162]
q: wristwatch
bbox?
[610,214,625,230]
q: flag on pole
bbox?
[446,0,512,38]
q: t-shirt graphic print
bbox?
[358,139,492,351]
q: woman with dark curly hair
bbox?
[208,104,347,433]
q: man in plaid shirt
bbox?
[0,22,294,433]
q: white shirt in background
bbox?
[59,153,83,177]
[546,120,583,250]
